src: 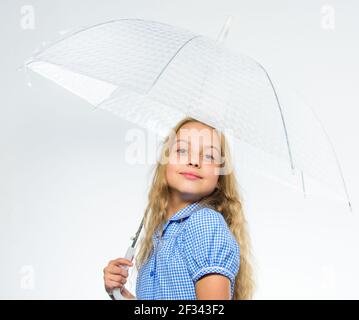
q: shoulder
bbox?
[184,207,230,236]
[182,207,240,256]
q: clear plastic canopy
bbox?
[25,18,352,209]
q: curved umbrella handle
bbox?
[112,245,136,300]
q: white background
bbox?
[1,0,358,299]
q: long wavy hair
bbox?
[134,116,255,299]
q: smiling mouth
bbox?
[180,172,202,180]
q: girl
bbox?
[103,116,254,299]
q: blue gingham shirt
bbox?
[135,201,240,299]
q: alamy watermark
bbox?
[320,4,335,30]
[20,265,35,290]
[20,5,35,30]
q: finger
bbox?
[108,265,129,277]
[110,258,133,267]
[109,274,127,284]
[106,280,123,290]
[104,264,128,276]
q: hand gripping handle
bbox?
[112,245,136,300]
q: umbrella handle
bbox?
[112,246,136,300]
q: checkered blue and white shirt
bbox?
[135,201,240,299]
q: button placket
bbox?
[150,237,159,279]
[151,232,165,278]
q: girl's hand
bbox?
[103,257,135,299]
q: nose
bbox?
[185,148,201,168]
[188,155,200,168]
[188,161,199,168]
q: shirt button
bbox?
[150,270,155,277]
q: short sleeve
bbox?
[181,208,240,288]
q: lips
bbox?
[180,172,202,180]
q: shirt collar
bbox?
[154,201,206,239]
[168,201,203,222]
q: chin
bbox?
[172,185,201,195]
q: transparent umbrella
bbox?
[23,17,352,299]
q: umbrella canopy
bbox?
[25,18,351,209]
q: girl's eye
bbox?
[176,148,187,154]
[175,148,217,162]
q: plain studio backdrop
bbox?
[1,0,358,299]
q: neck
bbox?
[166,190,196,220]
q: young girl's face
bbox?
[166,121,222,200]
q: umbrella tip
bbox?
[348,201,353,213]
[18,59,33,87]
[216,15,234,44]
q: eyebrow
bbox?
[175,139,220,153]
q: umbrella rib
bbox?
[301,170,306,198]
[254,60,296,174]
[293,91,353,212]
[256,61,352,211]
[147,35,203,93]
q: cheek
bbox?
[202,165,219,184]
[166,163,178,181]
